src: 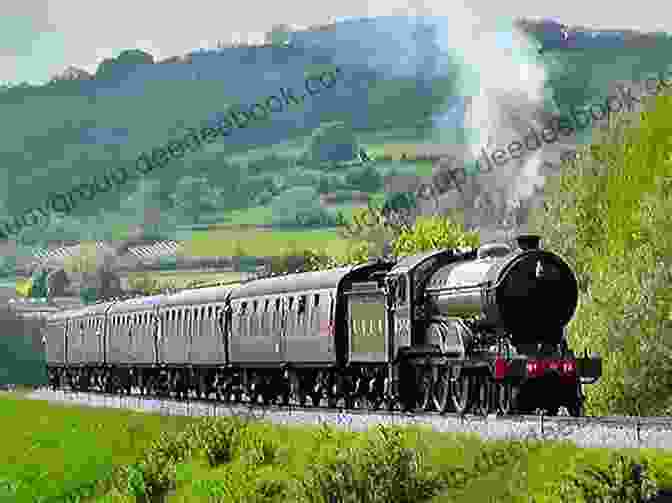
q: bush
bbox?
[297,425,444,503]
[552,454,659,503]
[183,417,242,468]
[392,215,480,257]
[119,429,194,499]
[308,121,359,164]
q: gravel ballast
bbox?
[23,388,672,450]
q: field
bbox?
[0,392,197,502]
[2,392,672,503]
[126,270,244,290]
[182,227,349,258]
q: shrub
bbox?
[392,215,480,257]
[297,425,444,503]
[552,454,659,503]
[119,430,194,499]
[182,417,243,468]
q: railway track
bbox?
[24,387,672,450]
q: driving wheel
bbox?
[452,375,471,415]
[433,369,452,414]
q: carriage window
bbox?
[265,299,270,312]
[241,302,247,314]
[298,296,307,316]
[208,306,213,318]
[288,297,294,310]
[275,298,281,311]
[177,310,182,321]
[314,294,320,307]
[253,300,258,312]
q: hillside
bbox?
[1,16,671,253]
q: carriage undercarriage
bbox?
[47,359,584,417]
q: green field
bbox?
[2,392,672,502]
[183,228,349,258]
[0,392,196,502]
[127,270,244,290]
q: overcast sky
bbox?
[1,0,669,86]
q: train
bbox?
[42,234,602,416]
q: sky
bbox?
[1,0,670,86]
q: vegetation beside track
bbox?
[2,393,671,502]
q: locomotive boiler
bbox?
[425,235,577,349]
[41,234,602,417]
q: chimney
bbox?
[516,235,541,250]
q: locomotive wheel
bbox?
[568,401,583,417]
[418,369,434,412]
[545,405,560,416]
[474,376,490,416]
[452,375,471,415]
[433,370,452,414]
[497,383,512,415]
[296,389,308,406]
[310,391,322,407]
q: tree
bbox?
[63,242,122,302]
[169,176,222,225]
[118,179,169,238]
[392,216,480,257]
[382,192,418,228]
[270,187,335,226]
[337,207,399,258]
[345,164,383,192]
[308,122,359,164]
[30,269,50,299]
[335,210,348,226]
[265,24,292,46]
[317,175,331,194]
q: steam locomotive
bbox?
[43,235,602,416]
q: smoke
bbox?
[429,9,559,215]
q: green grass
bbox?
[3,394,672,502]
[0,393,197,503]
[183,228,348,258]
[127,270,244,290]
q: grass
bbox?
[182,228,349,258]
[2,393,672,502]
[0,393,197,503]
[364,143,439,177]
[126,270,244,290]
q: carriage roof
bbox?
[159,286,236,309]
[107,294,166,315]
[229,262,392,300]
